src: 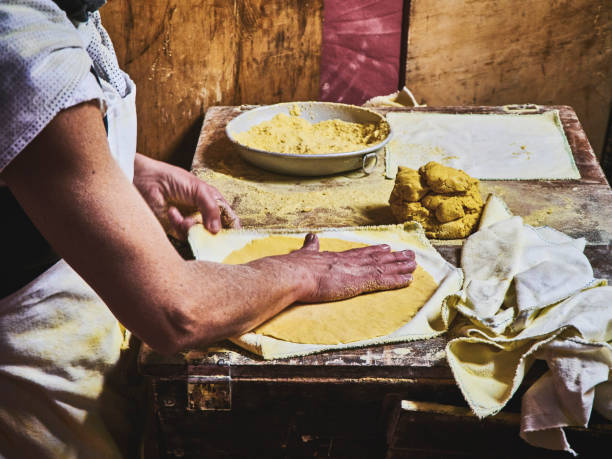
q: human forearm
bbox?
[170,258,312,350]
[1,102,313,354]
[2,102,415,355]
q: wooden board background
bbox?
[404,0,612,160]
[101,0,610,166]
[100,0,323,167]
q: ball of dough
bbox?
[390,166,430,202]
[420,161,476,193]
[436,198,466,223]
[388,161,484,239]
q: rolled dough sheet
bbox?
[188,223,463,359]
[223,236,438,345]
[385,111,579,180]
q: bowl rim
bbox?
[225,101,393,159]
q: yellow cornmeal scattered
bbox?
[389,162,484,239]
[234,113,389,155]
[524,206,557,226]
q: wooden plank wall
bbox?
[404,0,612,159]
[101,0,610,165]
[100,0,323,167]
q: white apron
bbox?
[0,75,139,458]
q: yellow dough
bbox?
[223,236,438,344]
[389,162,484,239]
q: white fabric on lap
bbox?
[0,260,127,458]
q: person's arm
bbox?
[1,102,416,355]
[132,152,240,239]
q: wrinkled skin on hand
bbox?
[251,233,418,303]
[133,153,240,239]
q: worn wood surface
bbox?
[191,105,612,244]
[386,400,612,458]
[100,0,322,167]
[151,378,462,458]
[404,0,612,159]
[141,104,611,458]
[141,336,450,379]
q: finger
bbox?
[167,206,191,240]
[381,273,414,289]
[194,186,222,233]
[218,200,241,229]
[207,188,241,228]
[301,233,320,251]
[180,214,201,236]
[363,273,414,293]
[375,261,417,276]
[374,250,416,267]
[336,244,392,257]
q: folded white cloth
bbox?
[445,195,612,455]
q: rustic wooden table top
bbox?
[140,104,611,376]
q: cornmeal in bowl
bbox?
[234,112,389,155]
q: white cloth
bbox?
[101,73,137,180]
[74,9,138,179]
[444,197,612,455]
[521,338,612,454]
[384,111,580,180]
[0,261,129,458]
[0,2,138,457]
[63,70,105,113]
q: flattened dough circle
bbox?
[223,236,438,345]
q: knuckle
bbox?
[401,260,416,270]
[368,252,381,264]
[370,267,385,281]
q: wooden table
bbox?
[140,105,612,458]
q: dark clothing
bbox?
[0,187,60,298]
[52,0,106,22]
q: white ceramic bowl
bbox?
[225,101,392,176]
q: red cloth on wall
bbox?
[320,0,403,105]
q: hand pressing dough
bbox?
[223,236,438,344]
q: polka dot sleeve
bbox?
[0,0,92,172]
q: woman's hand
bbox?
[249,233,417,303]
[2,101,415,355]
[133,153,240,239]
